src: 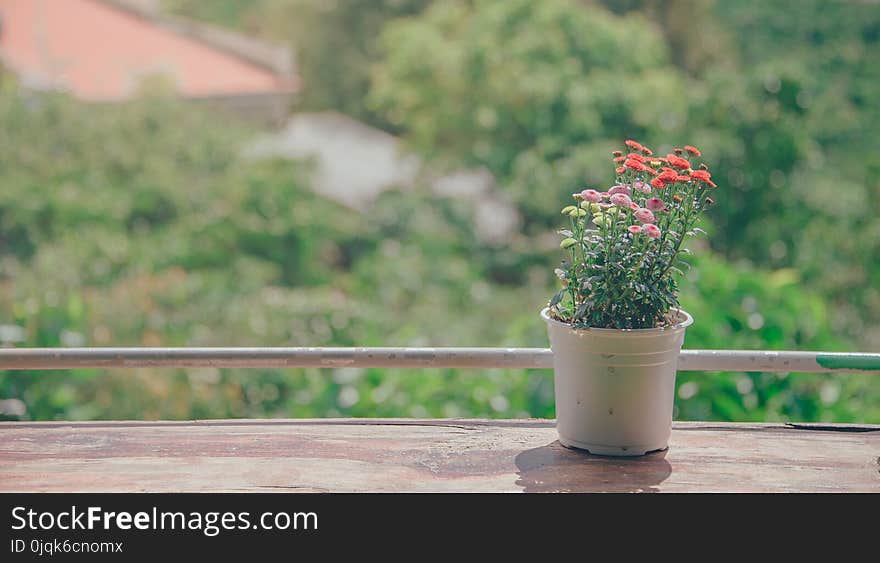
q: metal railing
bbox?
[1,348,878,373]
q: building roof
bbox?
[0,0,296,101]
[247,112,520,244]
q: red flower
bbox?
[666,154,691,170]
[690,169,712,182]
[684,145,702,156]
[650,177,667,189]
[706,180,717,188]
[644,166,658,176]
[641,145,654,156]
[676,174,691,182]
[615,166,626,174]
[627,152,647,162]
[672,194,683,203]
[613,156,625,163]
[624,159,646,171]
[625,139,644,151]
[612,150,623,157]
[657,168,678,182]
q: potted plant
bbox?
[543,140,717,456]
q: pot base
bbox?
[558,435,668,457]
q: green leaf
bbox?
[549,289,566,307]
[560,237,578,249]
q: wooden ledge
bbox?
[1,419,878,492]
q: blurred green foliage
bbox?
[1,0,878,423]
[163,0,431,128]
[369,0,880,345]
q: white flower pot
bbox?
[541,307,693,456]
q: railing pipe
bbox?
[0,348,877,373]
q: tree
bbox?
[164,0,433,128]
[370,0,689,227]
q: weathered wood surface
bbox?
[1,419,878,492]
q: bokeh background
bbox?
[0,0,877,422]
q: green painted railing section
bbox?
[816,354,880,372]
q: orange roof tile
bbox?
[0,0,290,100]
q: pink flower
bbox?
[608,184,631,196]
[645,197,664,211]
[628,225,642,235]
[633,180,651,194]
[609,193,632,207]
[599,191,610,200]
[643,224,661,239]
[628,201,639,211]
[579,189,601,203]
[634,208,656,224]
